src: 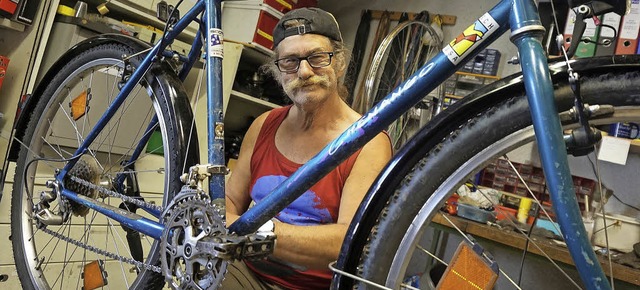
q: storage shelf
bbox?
[85,0,198,42]
[231,89,279,109]
[0,17,25,32]
[444,94,463,100]
[601,132,640,154]
[433,213,640,286]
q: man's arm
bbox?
[270,132,392,270]
[225,112,269,219]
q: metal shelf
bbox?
[84,0,199,42]
[231,89,279,109]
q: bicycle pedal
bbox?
[82,260,108,290]
[435,240,498,290]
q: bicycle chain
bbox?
[69,175,165,213]
[39,225,162,273]
[37,176,165,273]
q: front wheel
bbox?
[348,69,640,289]
[11,41,195,289]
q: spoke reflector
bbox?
[436,241,498,290]
[83,260,109,290]
[71,90,89,121]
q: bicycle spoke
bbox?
[106,218,132,289]
[12,42,188,289]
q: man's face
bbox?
[275,34,342,107]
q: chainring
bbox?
[161,188,228,290]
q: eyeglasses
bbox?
[274,52,334,73]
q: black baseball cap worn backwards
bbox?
[272,7,343,48]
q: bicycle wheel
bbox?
[11,41,196,289]
[364,20,443,150]
[350,69,640,289]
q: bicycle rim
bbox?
[11,43,187,290]
[364,20,443,150]
[355,70,640,289]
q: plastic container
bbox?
[592,213,640,253]
[457,203,496,223]
[535,218,562,236]
[495,205,517,221]
[517,197,532,223]
[222,1,284,55]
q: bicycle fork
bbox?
[510,1,609,289]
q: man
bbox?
[223,7,392,289]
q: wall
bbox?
[509,142,640,219]
[0,1,59,164]
[319,0,523,100]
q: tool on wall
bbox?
[344,9,372,104]
[351,10,392,113]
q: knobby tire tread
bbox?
[355,70,640,288]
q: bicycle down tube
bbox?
[47,0,609,289]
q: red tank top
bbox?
[246,106,361,289]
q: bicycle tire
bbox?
[11,41,194,290]
[351,68,640,289]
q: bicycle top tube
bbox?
[228,0,609,289]
[230,2,513,233]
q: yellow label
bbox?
[275,0,293,9]
[443,13,499,65]
[257,29,274,41]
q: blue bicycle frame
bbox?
[52,0,609,289]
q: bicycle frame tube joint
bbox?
[205,0,227,200]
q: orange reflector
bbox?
[436,241,498,290]
[71,90,88,121]
[82,260,108,290]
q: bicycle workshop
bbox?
[0,0,639,289]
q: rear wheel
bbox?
[352,70,640,289]
[11,42,193,289]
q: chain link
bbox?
[39,225,162,273]
[37,175,165,273]
[40,176,275,280]
[69,175,165,213]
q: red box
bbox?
[0,55,9,93]
[264,0,295,13]
[495,205,517,221]
[293,0,318,8]
[222,2,284,54]
[0,0,18,17]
